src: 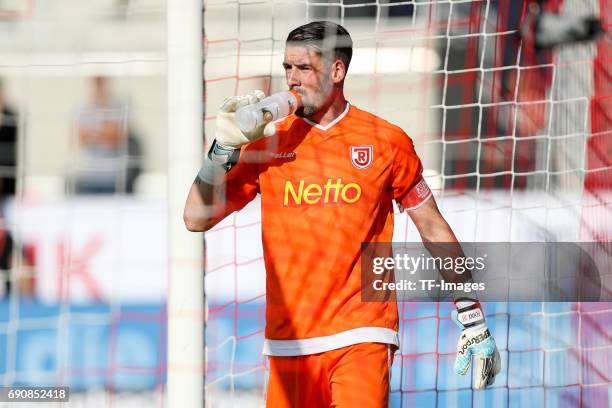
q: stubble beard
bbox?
[296,80,332,119]
[298,104,317,117]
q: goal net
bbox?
[0,0,169,407]
[0,0,609,407]
[204,0,611,407]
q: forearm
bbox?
[419,217,474,286]
[409,198,474,291]
[183,89,268,232]
[183,137,241,232]
[416,203,500,387]
[183,177,221,232]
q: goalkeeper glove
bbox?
[197,90,273,184]
[451,298,501,389]
[215,89,277,149]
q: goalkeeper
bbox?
[184,21,500,407]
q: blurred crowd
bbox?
[0,79,30,297]
[71,76,142,194]
[0,76,144,298]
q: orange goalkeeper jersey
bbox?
[212,103,432,356]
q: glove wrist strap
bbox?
[197,140,240,185]
[455,298,486,329]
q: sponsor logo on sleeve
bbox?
[415,179,431,199]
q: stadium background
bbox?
[0,0,610,406]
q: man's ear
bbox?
[331,59,347,84]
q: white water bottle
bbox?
[235,90,302,134]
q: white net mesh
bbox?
[0,0,609,407]
[1,1,168,406]
[204,0,611,407]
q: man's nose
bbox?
[287,67,300,87]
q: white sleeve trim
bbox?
[263,327,399,356]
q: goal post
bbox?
[167,0,204,407]
[0,0,607,406]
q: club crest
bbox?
[350,145,373,169]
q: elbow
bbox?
[184,219,206,232]
[183,211,214,232]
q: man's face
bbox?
[283,45,334,118]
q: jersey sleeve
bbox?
[389,131,432,211]
[208,144,261,226]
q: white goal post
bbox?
[167,0,205,407]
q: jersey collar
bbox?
[303,102,350,131]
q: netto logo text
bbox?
[284,178,362,206]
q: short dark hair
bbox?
[286,21,353,70]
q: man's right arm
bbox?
[183,177,222,232]
[183,90,270,232]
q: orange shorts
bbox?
[265,343,394,408]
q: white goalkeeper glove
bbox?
[197,90,274,184]
[215,90,276,149]
[451,298,501,389]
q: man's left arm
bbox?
[407,196,502,389]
